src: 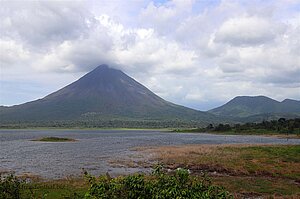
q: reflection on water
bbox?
[0,129,299,179]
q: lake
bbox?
[0,129,299,179]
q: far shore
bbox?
[173,129,300,139]
[1,127,299,139]
[0,127,171,131]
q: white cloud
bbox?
[215,16,285,46]
[0,1,92,49]
[0,0,300,109]
[139,0,194,35]
[0,39,30,67]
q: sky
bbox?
[0,0,300,111]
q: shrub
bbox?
[84,165,232,199]
[0,174,22,199]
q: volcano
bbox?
[0,64,218,126]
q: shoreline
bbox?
[173,129,300,139]
[0,127,171,131]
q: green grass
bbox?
[233,145,300,179]
[22,187,87,199]
[18,178,88,199]
[213,176,300,197]
[31,137,76,142]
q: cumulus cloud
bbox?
[214,16,284,46]
[0,40,30,67]
[0,1,92,48]
[139,0,194,35]
[0,0,300,109]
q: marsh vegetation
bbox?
[31,137,76,142]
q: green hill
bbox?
[209,96,300,120]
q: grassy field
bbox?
[136,144,300,198]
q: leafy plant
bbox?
[0,174,22,199]
[84,165,232,199]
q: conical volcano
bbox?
[44,64,173,115]
[0,64,218,126]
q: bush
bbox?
[84,165,232,199]
[0,174,22,199]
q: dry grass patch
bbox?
[136,144,300,198]
[142,144,300,179]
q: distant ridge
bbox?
[208,95,300,119]
[0,64,219,127]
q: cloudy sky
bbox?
[1,0,300,110]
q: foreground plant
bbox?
[0,174,22,199]
[84,164,232,199]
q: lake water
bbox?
[0,129,299,179]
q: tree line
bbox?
[204,118,300,135]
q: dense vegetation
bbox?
[84,165,231,199]
[176,118,300,135]
[0,119,209,129]
[0,166,231,199]
[0,174,21,199]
